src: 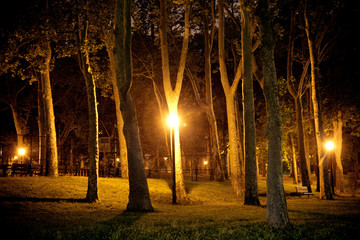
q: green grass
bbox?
[0,175,359,239]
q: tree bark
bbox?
[289,133,298,184]
[105,35,129,178]
[241,0,260,206]
[37,79,47,175]
[114,0,153,211]
[41,40,58,177]
[257,0,290,226]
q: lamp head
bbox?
[18,148,25,156]
[168,112,179,128]
[325,141,335,151]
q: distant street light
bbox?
[204,160,208,174]
[325,141,335,194]
[18,148,25,176]
[168,112,179,204]
[18,148,25,156]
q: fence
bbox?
[0,135,213,179]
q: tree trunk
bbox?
[257,0,290,226]
[289,133,298,184]
[9,104,26,150]
[77,17,99,202]
[241,0,260,206]
[333,111,344,193]
[218,0,244,196]
[105,37,129,178]
[294,96,312,191]
[114,0,153,211]
[286,9,311,191]
[159,0,190,202]
[304,1,332,200]
[187,1,223,180]
[37,79,47,175]
[41,40,58,177]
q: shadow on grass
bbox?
[73,210,149,239]
[0,196,87,203]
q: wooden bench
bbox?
[295,186,314,197]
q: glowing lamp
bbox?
[18,148,26,156]
[168,113,179,128]
[325,141,335,151]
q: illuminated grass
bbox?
[0,175,359,239]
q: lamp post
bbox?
[325,141,335,194]
[168,113,178,204]
[18,148,25,176]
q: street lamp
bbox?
[18,148,25,176]
[168,112,178,204]
[325,141,335,194]
[204,160,208,174]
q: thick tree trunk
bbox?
[106,40,128,178]
[121,93,154,211]
[304,1,332,200]
[257,0,290,226]
[241,0,260,206]
[226,95,243,196]
[41,41,58,177]
[114,0,153,211]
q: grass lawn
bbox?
[0,174,359,239]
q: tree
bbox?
[159,0,191,201]
[241,0,260,206]
[103,18,129,179]
[218,0,244,196]
[286,7,311,191]
[304,0,332,200]
[256,0,290,226]
[0,0,59,176]
[40,39,58,177]
[114,0,154,211]
[187,0,224,181]
[76,1,99,202]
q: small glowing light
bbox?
[18,148,26,156]
[325,141,335,151]
[14,156,18,160]
[116,158,120,162]
[168,112,179,128]
[204,160,208,165]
